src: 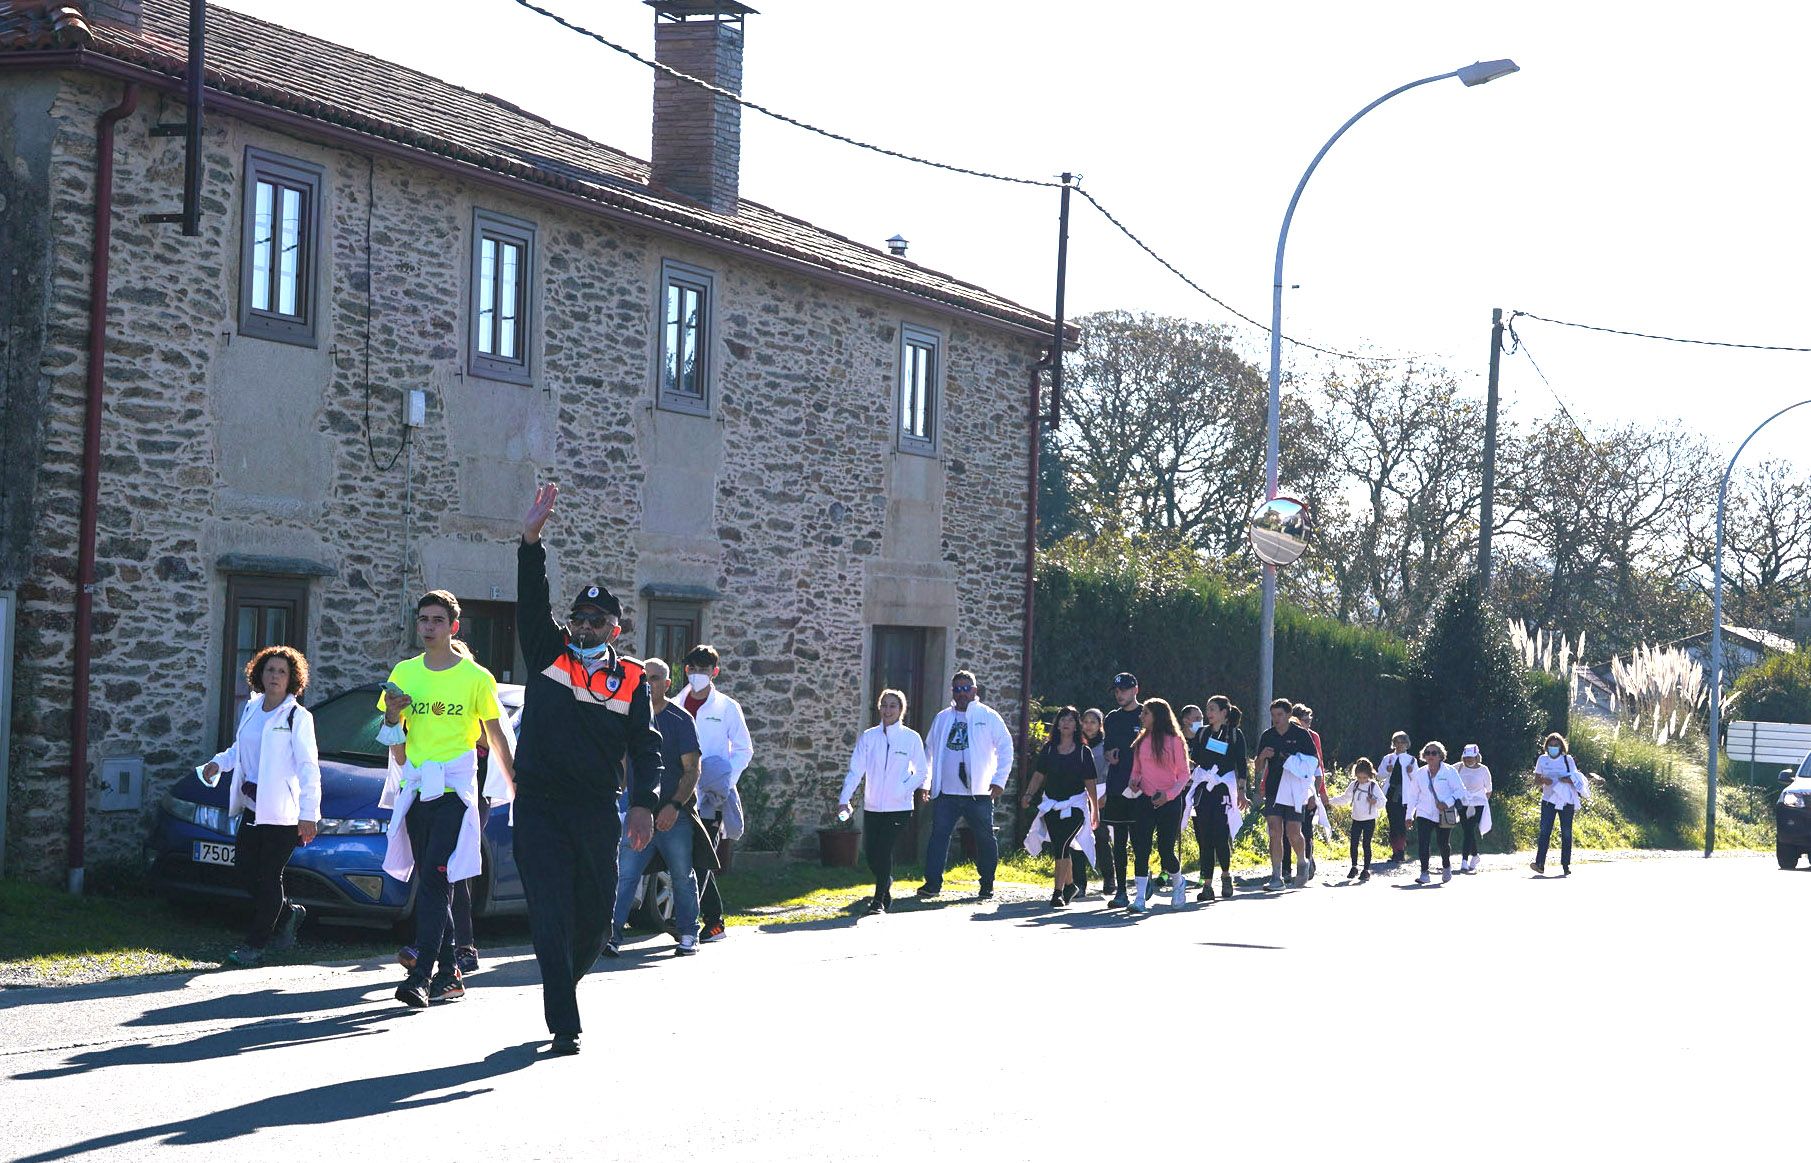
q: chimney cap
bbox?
[647,1,758,22]
[885,234,909,257]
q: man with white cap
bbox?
[1455,743,1493,873]
[682,643,753,942]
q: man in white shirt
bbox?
[916,670,1014,901]
[681,644,753,942]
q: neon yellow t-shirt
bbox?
[379,655,502,765]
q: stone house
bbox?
[0,1,1057,884]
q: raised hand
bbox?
[522,482,559,544]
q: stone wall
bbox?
[0,69,1039,880]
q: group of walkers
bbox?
[836,670,1596,915]
[198,484,1597,1058]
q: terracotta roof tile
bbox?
[0,2,93,49]
[38,0,1052,335]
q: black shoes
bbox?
[977,888,995,901]
[864,897,886,916]
[1195,887,1213,903]
[428,969,465,1003]
[395,978,429,1009]
[269,904,306,953]
[1063,883,1079,905]
[915,884,940,899]
[551,1034,581,1056]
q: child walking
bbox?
[1329,758,1384,881]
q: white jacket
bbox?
[1535,753,1589,808]
[210,695,321,827]
[840,723,930,813]
[689,686,754,786]
[1458,762,1493,806]
[926,700,1014,797]
[1378,752,1416,801]
[1406,763,1467,823]
[1330,778,1385,822]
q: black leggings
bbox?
[862,810,912,901]
[1348,818,1375,870]
[1107,823,1132,891]
[1416,817,1452,873]
[1131,795,1182,877]
[1192,798,1232,874]
[235,820,298,948]
[1460,806,1484,859]
[1044,809,1086,856]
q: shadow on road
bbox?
[13,1042,543,1161]
[14,1005,412,1080]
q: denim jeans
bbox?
[922,794,998,891]
[1535,801,1575,869]
[612,814,699,939]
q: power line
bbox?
[1512,310,1811,354]
[1505,315,1588,435]
[510,0,1059,189]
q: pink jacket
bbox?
[1130,735,1191,801]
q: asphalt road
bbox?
[2,854,1804,1161]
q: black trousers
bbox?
[1416,817,1452,873]
[514,796,620,1038]
[862,810,912,900]
[1192,799,1232,874]
[235,820,298,948]
[1386,800,1408,857]
[1536,802,1575,869]
[1131,795,1182,877]
[1043,809,1086,856]
[1086,821,1113,891]
[697,816,725,925]
[404,794,466,982]
[1348,818,1375,870]
[1460,806,1484,859]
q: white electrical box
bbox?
[98,756,145,812]
[404,389,427,428]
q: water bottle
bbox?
[836,803,853,823]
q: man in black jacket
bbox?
[514,483,661,1056]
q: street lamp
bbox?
[1257,60,1520,711]
[1705,398,1811,856]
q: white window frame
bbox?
[655,259,715,415]
[897,324,942,456]
[469,209,537,385]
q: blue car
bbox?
[146,682,679,930]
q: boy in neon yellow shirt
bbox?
[379,590,512,1008]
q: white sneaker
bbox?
[675,934,697,956]
[1415,872,1431,886]
[1170,874,1188,908]
[1131,876,1149,913]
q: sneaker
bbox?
[1530,862,1546,875]
[1414,872,1431,886]
[1050,890,1065,909]
[1264,876,1285,891]
[1562,865,1571,876]
[550,1033,581,1056]
[1291,866,1312,888]
[977,886,995,901]
[675,934,698,956]
[395,978,429,1009]
[456,946,480,975]
[429,969,465,1003]
[1347,865,1359,880]
[864,897,885,916]
[225,945,263,967]
[601,939,621,959]
[1196,887,1213,903]
[269,904,306,953]
[1441,867,1453,884]
[1359,869,1371,883]
[1108,891,1130,909]
[1221,872,1235,899]
[397,945,420,971]
[701,921,727,943]
[1063,883,1079,905]
[914,884,941,899]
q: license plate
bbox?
[192,840,237,867]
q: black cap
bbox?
[1112,672,1138,689]
[571,584,622,618]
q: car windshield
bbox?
[311,688,388,764]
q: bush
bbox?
[1410,572,1543,774]
[1527,668,1571,741]
[1034,534,1411,764]
[1728,648,1811,727]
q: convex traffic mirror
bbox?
[1248,495,1311,566]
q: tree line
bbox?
[1041,310,1809,657]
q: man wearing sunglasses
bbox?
[512,483,663,1056]
[916,670,1014,900]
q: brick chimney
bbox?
[648,1,753,215]
[86,0,142,28]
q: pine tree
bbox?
[1411,572,1543,774]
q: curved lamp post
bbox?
[1258,59,1520,710]
[1704,398,1811,856]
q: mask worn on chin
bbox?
[1547,746,1562,758]
[687,673,711,693]
[571,641,610,663]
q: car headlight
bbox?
[161,788,203,825]
[316,817,387,835]
[1783,792,1807,810]
[160,790,233,834]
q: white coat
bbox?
[839,723,931,813]
[1406,763,1467,824]
[1022,791,1098,865]
[1181,764,1243,839]
[689,686,754,785]
[378,718,516,886]
[1330,778,1385,822]
[210,695,322,827]
[926,700,1014,797]
[1535,753,1590,809]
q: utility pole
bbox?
[1479,307,1504,587]
[1049,173,1073,424]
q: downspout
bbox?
[69,82,140,894]
[1014,347,1051,839]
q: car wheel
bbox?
[1780,844,1802,871]
[629,870,676,931]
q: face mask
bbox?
[688,673,711,693]
[571,641,609,663]
[1189,721,1204,735]
[1547,746,1562,758]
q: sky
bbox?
[218,0,1811,467]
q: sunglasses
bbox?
[568,612,618,628]
[952,684,974,694]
